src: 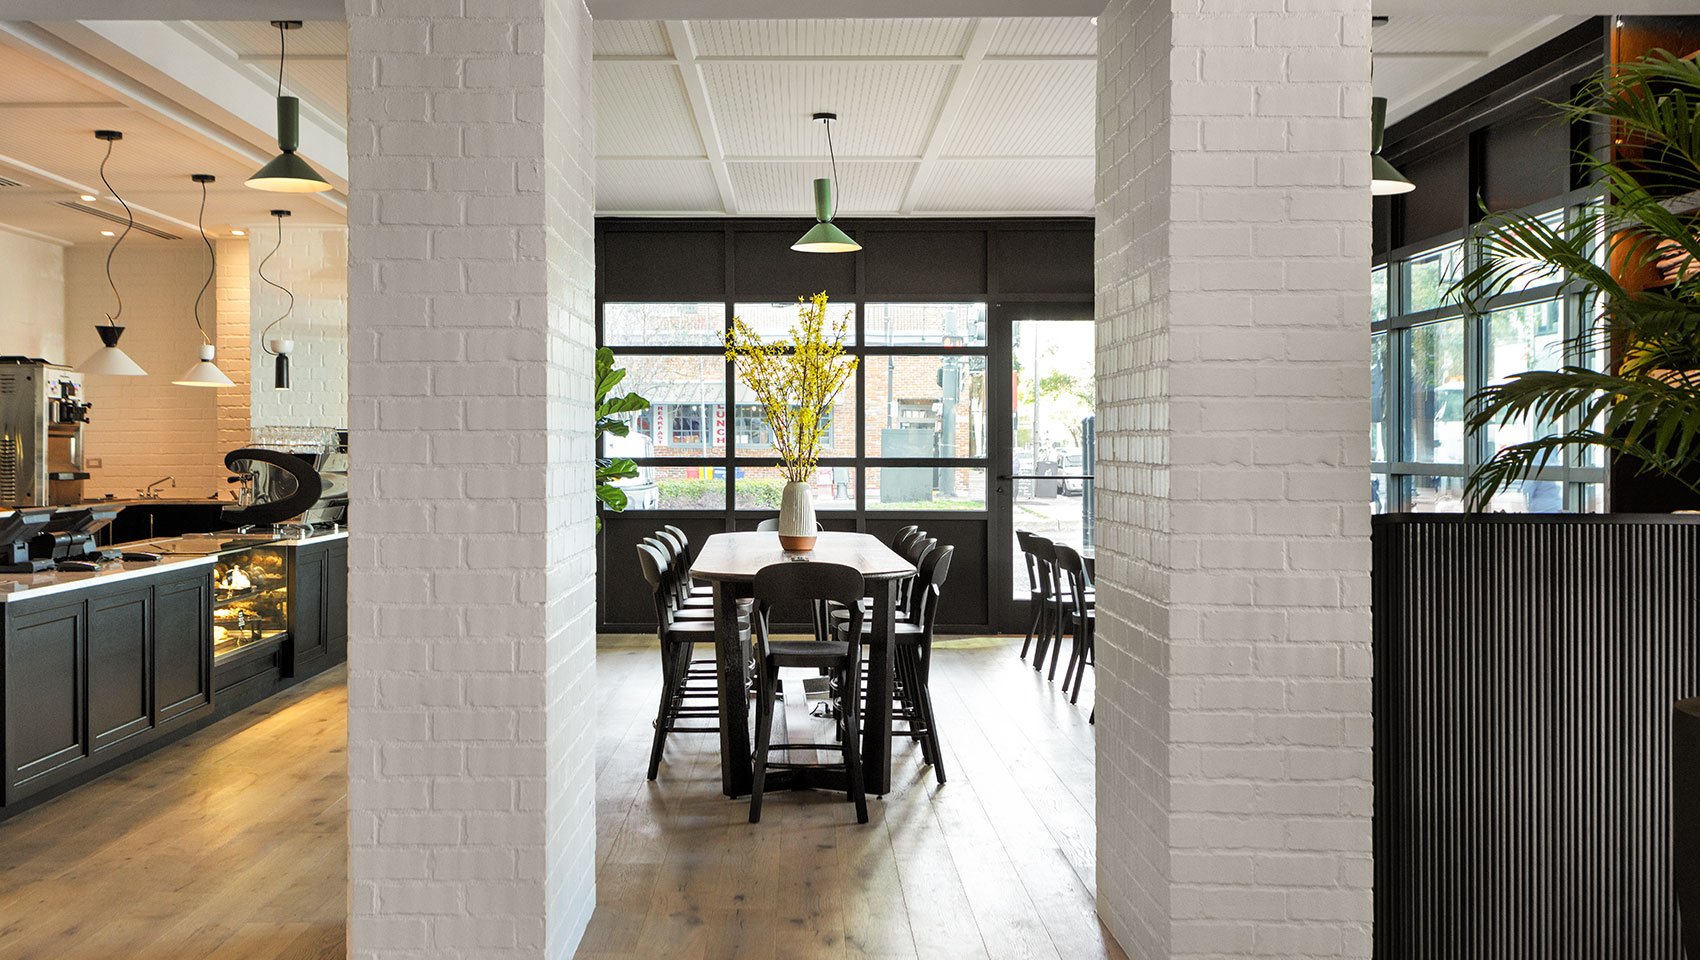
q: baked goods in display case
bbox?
[212,544,288,661]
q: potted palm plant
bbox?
[1456,50,1700,509]
[725,292,858,549]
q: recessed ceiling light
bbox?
[80,193,97,202]
[1090,16,1097,25]
[231,229,246,236]
[100,230,115,236]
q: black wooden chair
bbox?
[1015,530,1044,660]
[749,561,870,824]
[837,543,954,784]
[1053,543,1094,705]
[1027,535,1092,682]
[660,525,714,600]
[636,542,741,780]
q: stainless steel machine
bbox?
[0,359,91,506]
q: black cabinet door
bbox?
[87,586,152,754]
[327,541,348,661]
[4,599,86,801]
[289,547,327,674]
[154,572,212,724]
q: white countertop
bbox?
[0,554,218,603]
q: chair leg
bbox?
[1071,623,1093,705]
[1047,606,1065,681]
[1061,621,1081,694]
[749,660,775,823]
[646,643,678,781]
[1020,598,1043,660]
[841,664,869,824]
[1032,606,1052,672]
[911,649,946,785]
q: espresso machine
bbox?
[0,359,91,506]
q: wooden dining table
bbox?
[690,531,916,797]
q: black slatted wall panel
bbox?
[1373,515,1699,959]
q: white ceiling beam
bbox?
[592,54,1094,64]
[0,22,346,220]
[0,219,74,248]
[0,149,200,235]
[664,20,738,215]
[603,153,1092,162]
[172,21,345,140]
[1375,50,1494,59]
[899,17,997,216]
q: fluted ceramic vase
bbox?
[778,480,817,551]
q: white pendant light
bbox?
[78,130,147,377]
[174,174,234,388]
[259,209,295,390]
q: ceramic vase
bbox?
[778,480,817,550]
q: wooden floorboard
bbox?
[0,636,1123,960]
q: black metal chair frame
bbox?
[749,561,870,823]
[636,542,739,781]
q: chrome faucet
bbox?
[140,476,175,499]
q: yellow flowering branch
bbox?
[725,292,858,483]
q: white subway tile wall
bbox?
[249,226,349,431]
[0,232,66,365]
[65,244,228,498]
[346,2,598,959]
[1094,1,1374,956]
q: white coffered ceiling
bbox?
[0,13,1607,242]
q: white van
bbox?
[603,431,659,510]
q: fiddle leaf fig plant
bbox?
[596,346,650,531]
[1454,50,1700,507]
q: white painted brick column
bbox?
[346,2,597,958]
[1094,1,1373,957]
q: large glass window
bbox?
[1371,201,1606,513]
[600,299,991,515]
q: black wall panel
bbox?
[863,230,986,295]
[994,228,1095,294]
[1482,105,1574,213]
[732,227,857,302]
[1373,514,1699,960]
[599,229,726,302]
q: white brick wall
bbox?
[0,231,66,364]
[216,238,252,456]
[64,243,229,499]
[346,1,597,957]
[249,225,349,431]
[1094,1,1373,957]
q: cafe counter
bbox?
[0,530,347,814]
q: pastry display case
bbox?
[212,543,288,662]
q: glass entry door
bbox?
[990,302,1096,632]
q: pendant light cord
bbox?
[825,118,841,220]
[194,178,213,345]
[258,212,293,356]
[99,136,131,326]
[276,22,286,98]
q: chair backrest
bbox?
[755,517,824,532]
[890,525,919,549]
[1052,544,1090,611]
[642,534,688,607]
[910,543,955,634]
[1028,535,1061,601]
[1015,529,1041,593]
[752,561,865,660]
[634,542,675,632]
[661,524,692,567]
[900,536,937,613]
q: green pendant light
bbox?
[1371,97,1414,196]
[247,21,332,194]
[792,112,861,254]
[258,209,296,390]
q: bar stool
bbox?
[749,561,870,824]
[636,543,741,780]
